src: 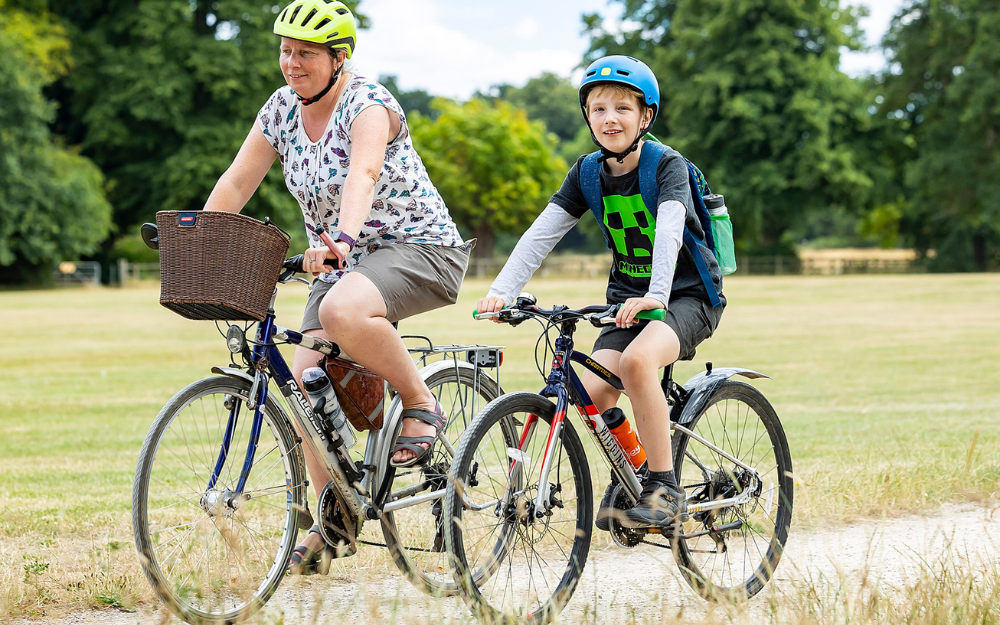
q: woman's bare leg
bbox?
[318,271,436,464]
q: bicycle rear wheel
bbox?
[444,392,593,624]
[381,363,499,596]
[671,380,793,600]
[133,376,306,624]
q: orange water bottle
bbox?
[602,407,647,469]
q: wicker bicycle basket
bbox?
[157,211,290,321]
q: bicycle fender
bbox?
[671,367,770,427]
[210,366,255,385]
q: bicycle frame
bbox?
[513,319,762,521]
[204,286,504,537]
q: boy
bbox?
[476,56,725,528]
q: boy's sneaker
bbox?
[621,480,687,529]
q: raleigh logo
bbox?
[284,383,329,443]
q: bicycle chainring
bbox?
[317,483,358,557]
[607,484,644,549]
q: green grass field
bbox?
[1,273,998,618]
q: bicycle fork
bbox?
[202,369,268,519]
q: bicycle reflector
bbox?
[468,348,502,368]
[226,325,246,354]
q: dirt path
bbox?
[9,504,998,625]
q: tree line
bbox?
[0,0,997,283]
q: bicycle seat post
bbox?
[661,363,674,397]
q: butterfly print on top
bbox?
[257,76,462,284]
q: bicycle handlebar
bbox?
[473,302,666,327]
[282,254,337,272]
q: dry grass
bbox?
[1,273,999,621]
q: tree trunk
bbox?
[471,222,496,260]
[973,233,987,272]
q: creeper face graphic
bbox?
[602,194,655,277]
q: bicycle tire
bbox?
[671,380,793,601]
[445,392,593,624]
[133,376,306,624]
[381,364,499,596]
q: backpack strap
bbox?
[683,160,716,252]
[639,142,723,308]
[637,141,667,220]
[580,152,610,248]
[684,230,723,308]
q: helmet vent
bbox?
[289,5,302,23]
[616,69,631,76]
[315,17,331,29]
[586,70,597,77]
[301,8,317,26]
[335,7,349,14]
[280,7,289,20]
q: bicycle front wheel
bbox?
[381,363,499,596]
[444,392,593,625]
[133,376,306,624]
[672,380,793,601]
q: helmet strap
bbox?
[294,58,344,106]
[594,121,651,164]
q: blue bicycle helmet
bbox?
[579,56,660,162]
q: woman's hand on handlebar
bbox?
[476,294,508,323]
[303,245,342,275]
[616,297,665,328]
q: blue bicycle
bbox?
[131,224,503,624]
[445,295,793,623]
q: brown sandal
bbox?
[287,525,333,576]
[389,401,445,468]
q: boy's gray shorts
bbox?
[592,296,724,361]
[301,241,471,331]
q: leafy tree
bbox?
[488,73,608,250]
[493,73,582,143]
[43,0,364,252]
[583,1,680,139]
[880,0,1000,271]
[379,75,438,119]
[0,2,111,284]
[409,99,567,259]
[586,0,876,255]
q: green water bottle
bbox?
[705,194,737,276]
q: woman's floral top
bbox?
[258,76,463,284]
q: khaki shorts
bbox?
[301,241,471,331]
[593,296,724,361]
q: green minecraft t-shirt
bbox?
[551,147,722,305]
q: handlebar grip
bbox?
[282,254,337,272]
[635,308,666,322]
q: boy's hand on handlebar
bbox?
[476,295,508,323]
[616,297,665,328]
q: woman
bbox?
[204,0,470,572]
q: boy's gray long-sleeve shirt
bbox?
[487,200,687,308]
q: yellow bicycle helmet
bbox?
[274,0,357,59]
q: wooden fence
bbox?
[108,249,927,286]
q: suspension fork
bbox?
[532,389,569,517]
[528,337,576,518]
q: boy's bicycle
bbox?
[132,224,503,624]
[444,295,793,623]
